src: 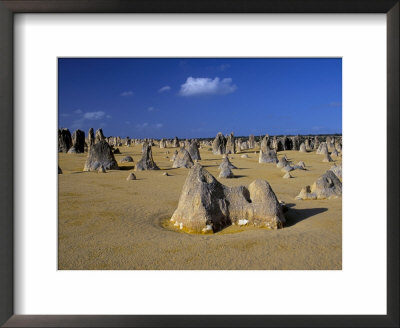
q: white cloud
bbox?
[60,113,70,117]
[158,85,171,93]
[106,115,112,119]
[74,109,82,114]
[120,91,133,96]
[136,122,149,129]
[83,111,106,120]
[135,122,163,130]
[179,77,237,96]
[148,107,155,112]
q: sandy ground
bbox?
[58,145,342,270]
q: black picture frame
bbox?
[0,1,398,327]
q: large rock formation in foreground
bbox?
[83,140,119,171]
[135,143,159,171]
[296,170,342,200]
[170,164,285,233]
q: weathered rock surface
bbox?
[170,164,285,233]
[58,128,72,153]
[305,139,312,151]
[260,135,270,152]
[67,146,78,154]
[58,166,62,174]
[294,161,306,170]
[71,129,85,153]
[121,156,134,163]
[248,134,255,149]
[299,142,307,152]
[172,136,179,148]
[277,156,290,168]
[281,165,294,172]
[83,140,119,171]
[322,152,334,162]
[219,156,237,170]
[317,142,329,155]
[159,138,166,148]
[283,172,292,179]
[126,173,136,180]
[186,141,201,161]
[212,132,226,155]
[259,148,278,163]
[296,185,316,200]
[95,128,105,144]
[296,170,342,200]
[240,142,249,150]
[88,128,95,148]
[219,165,234,178]
[329,164,342,179]
[170,150,178,162]
[135,143,159,171]
[172,148,194,168]
[314,136,320,150]
[226,133,236,154]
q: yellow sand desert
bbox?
[58,145,342,270]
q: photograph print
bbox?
[58,58,342,270]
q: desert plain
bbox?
[58,144,342,270]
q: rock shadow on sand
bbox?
[285,207,328,227]
[119,166,135,170]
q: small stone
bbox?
[283,172,292,179]
[120,156,134,163]
[126,173,136,180]
[219,165,234,178]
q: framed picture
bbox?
[0,0,398,327]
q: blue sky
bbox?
[58,58,342,139]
